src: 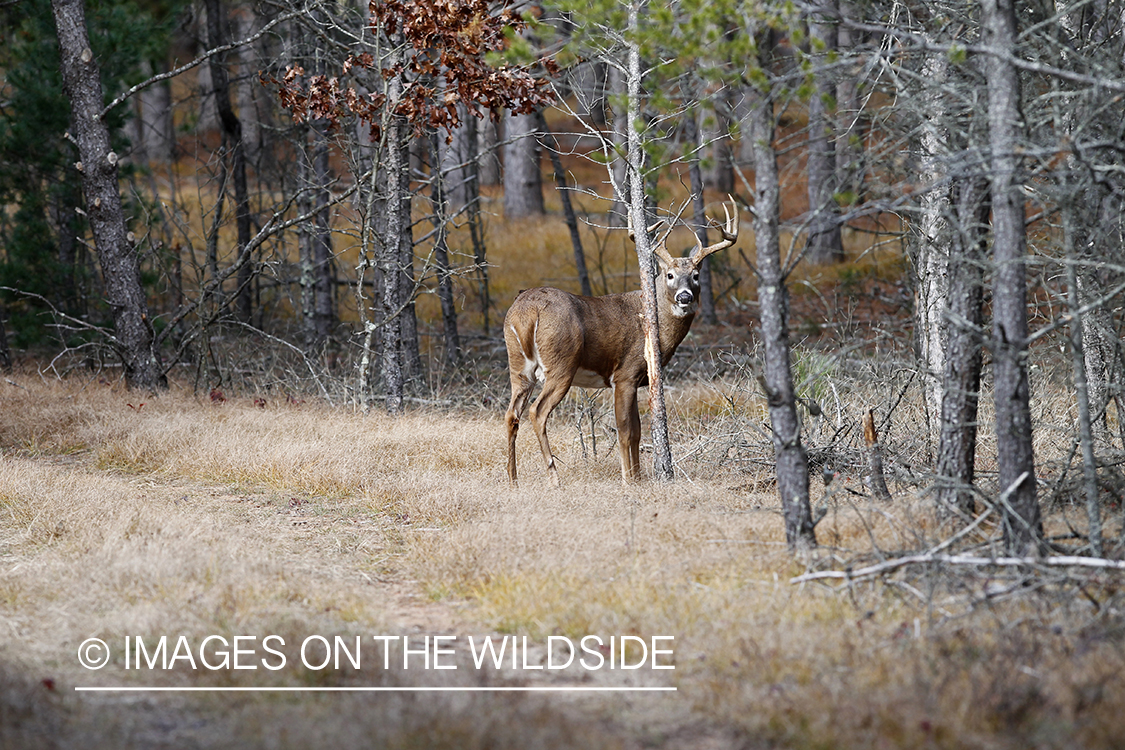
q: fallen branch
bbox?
[791,553,1125,584]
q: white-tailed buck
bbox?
[504,199,739,485]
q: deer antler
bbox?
[690,196,739,263]
[628,212,677,267]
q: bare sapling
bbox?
[864,409,893,503]
[503,200,739,486]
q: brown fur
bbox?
[504,202,738,485]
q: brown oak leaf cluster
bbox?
[267,0,556,140]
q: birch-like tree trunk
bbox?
[503,109,544,218]
[915,53,951,443]
[380,32,409,414]
[52,0,166,391]
[626,0,673,481]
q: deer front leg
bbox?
[613,381,642,482]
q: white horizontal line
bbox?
[74,686,677,693]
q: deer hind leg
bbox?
[505,375,534,486]
[613,382,642,482]
[529,374,573,487]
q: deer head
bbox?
[631,199,740,319]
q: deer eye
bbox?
[692,272,700,282]
[666,272,674,280]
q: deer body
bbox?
[504,201,738,486]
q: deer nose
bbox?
[676,290,694,306]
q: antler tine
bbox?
[627,212,666,243]
[692,196,740,262]
[627,210,678,267]
[648,217,677,267]
[654,205,685,267]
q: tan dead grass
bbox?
[2,373,1124,748]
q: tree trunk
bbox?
[235,8,261,167]
[503,109,544,218]
[747,51,819,546]
[478,118,500,187]
[915,53,951,445]
[835,0,865,201]
[52,175,82,315]
[539,112,592,297]
[709,91,735,194]
[574,60,608,125]
[440,106,473,208]
[204,0,253,323]
[609,64,629,226]
[627,1,673,482]
[804,0,844,265]
[132,59,174,166]
[463,115,491,335]
[380,33,409,414]
[311,121,335,344]
[399,208,423,384]
[749,43,816,551]
[298,131,314,344]
[299,122,333,351]
[52,0,166,391]
[357,145,382,412]
[429,129,462,367]
[1077,266,1114,447]
[981,0,1042,555]
[935,178,988,517]
[685,105,717,324]
[0,303,12,373]
[1064,195,1103,557]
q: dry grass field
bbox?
[2,104,1122,747]
[2,354,1124,748]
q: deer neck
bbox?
[655,297,695,364]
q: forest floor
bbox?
[2,358,1124,749]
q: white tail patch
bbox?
[516,320,545,384]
